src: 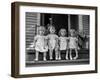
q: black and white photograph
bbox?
[25,13,90,67]
[11,2,97,78]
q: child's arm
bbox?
[46,35,50,48]
[44,36,48,49]
[76,38,78,43]
[55,36,59,49]
[75,37,78,49]
[66,37,69,49]
[33,36,37,48]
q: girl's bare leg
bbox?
[49,49,53,60]
[70,49,73,60]
[35,51,39,61]
[73,49,78,60]
[58,51,61,60]
[55,48,59,60]
[66,49,69,60]
[43,52,46,61]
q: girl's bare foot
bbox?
[50,57,53,60]
[34,58,38,61]
[58,57,61,60]
[66,57,68,60]
[43,58,46,61]
[55,57,59,60]
[70,57,73,60]
[73,56,78,60]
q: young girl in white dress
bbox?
[47,25,59,60]
[58,28,69,60]
[34,26,48,61]
[69,29,78,60]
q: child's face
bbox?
[38,27,45,35]
[70,32,74,37]
[39,30,44,35]
[49,27,55,34]
[60,30,66,36]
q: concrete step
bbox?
[26,59,89,67]
[26,49,89,61]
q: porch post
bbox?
[68,14,71,35]
[78,15,83,33]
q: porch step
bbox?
[26,59,89,67]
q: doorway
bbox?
[40,13,78,36]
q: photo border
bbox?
[11,2,98,78]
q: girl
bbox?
[58,28,69,60]
[47,25,59,60]
[34,26,48,61]
[69,29,78,60]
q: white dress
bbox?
[34,35,48,52]
[47,34,58,50]
[59,37,68,50]
[69,37,78,49]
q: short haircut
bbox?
[59,28,67,36]
[36,26,45,35]
[48,25,56,33]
